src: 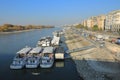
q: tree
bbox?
[92,25,99,31]
[0,24,54,32]
[84,26,88,30]
[75,24,84,28]
[3,24,13,27]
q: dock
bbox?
[64,27,120,80]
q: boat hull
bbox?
[26,64,39,68]
[40,61,54,68]
[10,64,24,69]
[40,63,53,68]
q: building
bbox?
[83,15,105,30]
[91,16,97,28]
[97,15,105,30]
[82,20,87,27]
[105,10,120,31]
[86,18,92,29]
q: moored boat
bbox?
[40,47,54,68]
[10,46,32,69]
[26,57,40,68]
[55,47,64,60]
[10,58,26,69]
[37,36,52,47]
[26,47,42,68]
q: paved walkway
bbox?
[65,28,120,80]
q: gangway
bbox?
[66,45,95,53]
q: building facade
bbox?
[91,16,97,28]
[83,20,87,27]
[85,16,105,30]
[86,19,92,29]
[105,10,120,31]
[97,15,105,30]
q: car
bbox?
[116,38,120,45]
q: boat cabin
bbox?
[42,47,54,58]
[16,47,32,58]
[28,47,43,57]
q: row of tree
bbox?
[0,24,54,32]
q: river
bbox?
[0,27,81,80]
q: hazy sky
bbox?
[0,0,120,26]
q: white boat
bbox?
[51,31,61,46]
[40,47,54,68]
[37,37,52,47]
[10,47,32,69]
[10,58,26,69]
[26,47,42,68]
[26,57,40,68]
[51,36,60,46]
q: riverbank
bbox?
[0,28,54,34]
[0,27,54,34]
[0,29,36,34]
[64,28,120,80]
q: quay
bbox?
[64,27,120,80]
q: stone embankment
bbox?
[64,28,120,80]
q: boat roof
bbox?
[17,47,32,54]
[55,47,64,53]
[40,36,52,40]
[29,47,42,53]
[42,47,54,53]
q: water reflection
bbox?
[10,61,65,76]
[21,61,65,76]
[55,61,65,68]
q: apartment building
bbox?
[86,19,92,29]
[82,20,87,27]
[85,16,105,30]
[91,16,97,28]
[97,15,105,30]
[105,10,120,31]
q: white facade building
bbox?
[87,19,92,28]
[105,10,120,31]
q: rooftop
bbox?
[29,47,42,53]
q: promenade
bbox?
[64,28,120,80]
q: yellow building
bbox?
[97,15,105,30]
[82,20,87,27]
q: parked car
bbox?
[116,38,120,44]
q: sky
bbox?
[0,0,120,26]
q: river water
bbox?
[0,27,81,80]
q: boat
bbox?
[37,36,52,47]
[51,36,60,46]
[40,47,54,68]
[55,47,64,60]
[51,31,61,46]
[26,47,42,68]
[10,47,32,69]
[26,57,40,68]
[10,58,26,69]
